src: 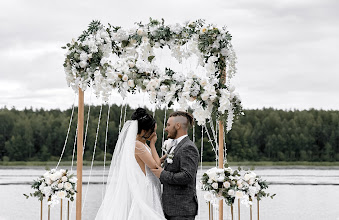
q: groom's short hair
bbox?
[169,111,194,128]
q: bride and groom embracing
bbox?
[95,108,199,220]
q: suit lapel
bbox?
[173,136,189,155]
[164,136,190,169]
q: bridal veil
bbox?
[95,120,165,220]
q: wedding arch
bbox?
[61,18,243,219]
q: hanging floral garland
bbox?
[62,18,243,128]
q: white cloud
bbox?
[0,0,338,110]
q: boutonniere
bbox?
[162,139,174,165]
[166,152,174,164]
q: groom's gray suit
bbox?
[160,136,199,220]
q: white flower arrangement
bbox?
[201,167,275,206]
[62,18,243,129]
[24,169,77,207]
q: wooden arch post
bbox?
[218,66,226,220]
[76,88,84,220]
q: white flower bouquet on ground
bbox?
[24,169,77,207]
[201,166,275,206]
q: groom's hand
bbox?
[151,164,163,178]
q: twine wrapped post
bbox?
[238,199,240,220]
[40,199,43,220]
[231,204,234,220]
[218,63,226,220]
[257,199,260,220]
[67,201,70,220]
[48,197,51,220]
[76,88,84,220]
[208,202,213,220]
[250,196,253,220]
[218,121,224,220]
[60,199,63,220]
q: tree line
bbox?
[0,106,338,162]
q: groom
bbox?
[151,111,199,220]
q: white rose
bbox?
[64,182,72,191]
[137,28,144,36]
[46,178,52,185]
[57,191,67,199]
[166,158,173,164]
[249,179,255,185]
[130,39,137,45]
[160,85,168,93]
[80,52,88,61]
[62,176,68,182]
[43,186,52,196]
[58,183,64,189]
[127,80,135,88]
[217,176,224,182]
[244,173,251,181]
[235,191,244,198]
[223,182,230,188]
[50,173,57,181]
[212,182,219,189]
[224,167,233,174]
[204,192,213,201]
[128,62,135,68]
[201,92,209,101]
[122,74,128,81]
[228,189,235,196]
[69,177,77,183]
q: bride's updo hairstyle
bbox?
[131,108,156,138]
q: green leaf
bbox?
[61,46,66,49]
[148,56,155,62]
[121,40,129,48]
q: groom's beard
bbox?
[167,129,177,139]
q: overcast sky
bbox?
[1,0,338,111]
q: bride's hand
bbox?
[150,132,157,145]
[160,154,167,163]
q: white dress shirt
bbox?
[169,134,188,154]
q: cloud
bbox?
[0,0,338,110]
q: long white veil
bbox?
[95,120,165,220]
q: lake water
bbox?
[0,166,339,220]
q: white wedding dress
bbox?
[95,120,165,220]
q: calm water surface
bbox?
[0,166,338,220]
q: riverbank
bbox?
[1,160,339,168]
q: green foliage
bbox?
[0,107,338,162]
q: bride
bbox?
[95,108,166,220]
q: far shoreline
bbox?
[1,161,339,170]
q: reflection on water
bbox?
[1,167,339,220]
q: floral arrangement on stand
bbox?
[62,18,243,129]
[201,166,275,207]
[24,169,77,207]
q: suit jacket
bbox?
[160,136,199,217]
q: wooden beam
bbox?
[76,88,84,220]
